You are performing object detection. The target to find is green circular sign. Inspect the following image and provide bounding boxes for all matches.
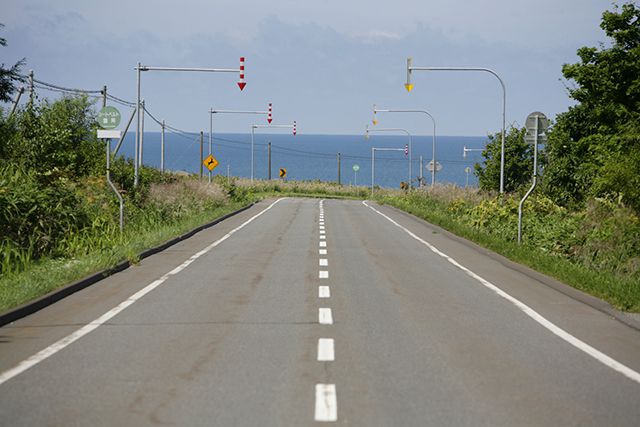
[98,106,121,130]
[353,164,360,172]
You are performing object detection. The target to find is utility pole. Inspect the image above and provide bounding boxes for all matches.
[102,85,107,108]
[161,120,165,173]
[28,70,34,106]
[268,142,272,180]
[9,86,24,117]
[139,99,145,168]
[337,153,341,185]
[199,131,204,179]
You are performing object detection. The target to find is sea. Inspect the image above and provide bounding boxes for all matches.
[115,132,488,189]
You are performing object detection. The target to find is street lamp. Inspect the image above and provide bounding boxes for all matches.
[405,57,507,193]
[209,104,271,182]
[134,57,246,186]
[365,126,413,187]
[250,122,296,182]
[373,106,437,187]
[370,147,406,196]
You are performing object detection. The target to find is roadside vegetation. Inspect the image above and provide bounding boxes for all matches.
[1,3,639,313]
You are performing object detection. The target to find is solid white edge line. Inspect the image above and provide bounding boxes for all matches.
[319,286,331,298]
[0,198,288,386]
[362,200,640,385]
[319,308,333,325]
[317,338,335,361]
[315,384,337,422]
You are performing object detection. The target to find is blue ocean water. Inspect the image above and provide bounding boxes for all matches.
[116,132,488,189]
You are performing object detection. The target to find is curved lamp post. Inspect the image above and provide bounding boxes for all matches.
[365,126,413,188]
[405,57,507,193]
[373,106,436,187]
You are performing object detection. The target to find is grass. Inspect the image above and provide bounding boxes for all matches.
[0,201,247,312]
[377,187,640,312]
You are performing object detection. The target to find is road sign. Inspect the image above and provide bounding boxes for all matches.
[98,106,121,130]
[237,57,246,91]
[204,155,219,171]
[525,112,549,144]
[97,129,121,139]
[426,160,443,172]
[352,164,360,172]
[279,168,287,178]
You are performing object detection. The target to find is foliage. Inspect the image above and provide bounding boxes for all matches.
[0,23,25,103]
[474,126,533,193]
[543,2,640,211]
[378,187,640,310]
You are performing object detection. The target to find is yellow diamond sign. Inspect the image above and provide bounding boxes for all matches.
[204,155,219,172]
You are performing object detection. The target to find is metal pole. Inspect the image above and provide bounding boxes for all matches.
[371,148,375,197]
[140,99,145,168]
[161,120,165,173]
[9,86,24,117]
[251,126,255,182]
[209,111,213,183]
[408,136,412,187]
[337,153,341,185]
[268,142,272,180]
[113,108,136,157]
[134,62,141,187]
[406,65,506,192]
[420,155,423,186]
[518,115,539,244]
[200,131,204,179]
[28,70,34,106]
[106,139,124,232]
[227,164,230,181]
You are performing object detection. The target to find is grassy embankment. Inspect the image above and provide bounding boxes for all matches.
[376,185,640,312]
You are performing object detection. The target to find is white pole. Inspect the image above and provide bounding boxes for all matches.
[251,125,255,183]
[134,63,141,187]
[161,119,165,173]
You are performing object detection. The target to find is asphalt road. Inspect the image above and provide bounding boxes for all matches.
[1,197,640,426]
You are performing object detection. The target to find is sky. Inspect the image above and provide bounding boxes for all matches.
[1,0,616,136]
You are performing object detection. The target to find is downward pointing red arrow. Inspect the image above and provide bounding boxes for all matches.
[237,82,246,91]
[268,118,272,123]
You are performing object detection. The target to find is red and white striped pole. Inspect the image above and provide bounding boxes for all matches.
[267,103,272,123]
[293,121,297,136]
[237,57,246,91]
[405,144,409,157]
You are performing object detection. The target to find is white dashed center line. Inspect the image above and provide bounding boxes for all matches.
[319,286,331,298]
[319,259,328,266]
[315,384,337,422]
[317,338,335,361]
[319,308,333,324]
[319,270,329,279]
[319,241,327,247]
[319,249,327,255]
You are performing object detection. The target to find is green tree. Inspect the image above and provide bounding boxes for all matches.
[474,126,532,193]
[0,23,25,103]
[543,2,640,210]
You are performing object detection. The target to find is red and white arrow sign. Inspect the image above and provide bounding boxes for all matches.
[293,121,297,136]
[405,144,409,157]
[267,103,272,123]
[237,57,246,91]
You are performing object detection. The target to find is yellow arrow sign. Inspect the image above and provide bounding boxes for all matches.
[204,155,219,171]
[404,83,414,93]
[279,168,287,178]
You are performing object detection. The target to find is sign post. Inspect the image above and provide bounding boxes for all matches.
[353,164,360,186]
[518,112,548,244]
[97,106,124,232]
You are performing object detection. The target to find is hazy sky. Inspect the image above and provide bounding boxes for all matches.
[2,0,614,136]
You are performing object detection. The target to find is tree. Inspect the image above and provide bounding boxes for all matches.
[474,126,532,193]
[543,2,640,210]
[0,23,25,103]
